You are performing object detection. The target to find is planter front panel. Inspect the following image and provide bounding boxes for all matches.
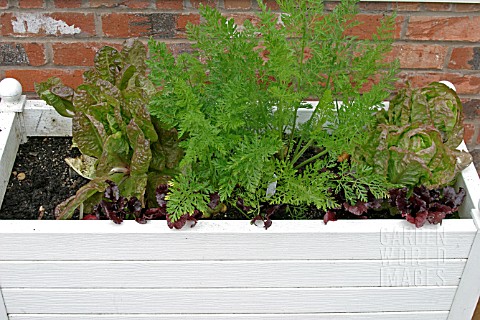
[1,103,480,319]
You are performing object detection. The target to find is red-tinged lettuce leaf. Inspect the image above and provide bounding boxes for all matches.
[389,185,466,228]
[35,78,75,118]
[127,119,152,176]
[116,64,136,91]
[149,141,167,172]
[122,39,147,74]
[55,178,110,220]
[323,211,337,224]
[72,113,105,159]
[82,214,99,220]
[343,201,368,215]
[422,82,464,148]
[95,132,130,176]
[207,192,220,210]
[120,174,148,205]
[93,46,122,85]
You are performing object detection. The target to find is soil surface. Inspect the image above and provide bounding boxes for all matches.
[0,137,88,220]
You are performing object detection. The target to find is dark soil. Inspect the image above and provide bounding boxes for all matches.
[0,137,88,220]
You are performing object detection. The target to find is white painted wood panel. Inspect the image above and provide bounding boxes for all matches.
[2,287,457,313]
[0,220,475,260]
[0,112,21,210]
[0,259,465,288]
[22,101,71,137]
[7,311,450,320]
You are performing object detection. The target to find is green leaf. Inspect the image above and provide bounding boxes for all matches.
[55,178,109,220]
[72,113,106,158]
[93,46,122,84]
[95,132,130,177]
[120,174,148,205]
[127,119,152,176]
[35,78,75,118]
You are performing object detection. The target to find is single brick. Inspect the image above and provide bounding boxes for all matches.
[102,13,177,38]
[358,2,389,12]
[4,69,85,93]
[224,0,251,10]
[391,2,421,11]
[0,0,8,9]
[464,123,476,145]
[397,71,480,95]
[52,42,123,66]
[407,16,480,42]
[156,0,183,10]
[390,44,448,70]
[449,47,480,70]
[455,4,480,12]
[18,0,44,8]
[90,0,150,8]
[264,0,280,10]
[346,14,403,40]
[190,0,216,9]
[463,99,480,120]
[54,0,82,8]
[223,13,260,28]
[0,43,46,66]
[424,3,452,11]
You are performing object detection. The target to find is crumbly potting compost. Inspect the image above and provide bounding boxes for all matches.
[0,137,88,220]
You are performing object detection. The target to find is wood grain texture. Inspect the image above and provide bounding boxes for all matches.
[0,219,476,261]
[7,311,450,320]
[0,112,21,210]
[22,101,71,137]
[0,259,465,288]
[1,287,457,313]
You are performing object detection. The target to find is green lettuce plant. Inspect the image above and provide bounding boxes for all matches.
[35,39,183,219]
[354,82,472,189]
[147,0,399,223]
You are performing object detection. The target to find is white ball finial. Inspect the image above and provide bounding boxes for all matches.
[439,80,456,92]
[0,78,23,103]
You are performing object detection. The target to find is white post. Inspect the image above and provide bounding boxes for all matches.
[0,78,27,210]
[0,288,7,320]
[0,78,26,113]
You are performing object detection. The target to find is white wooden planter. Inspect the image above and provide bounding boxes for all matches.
[0,78,479,320]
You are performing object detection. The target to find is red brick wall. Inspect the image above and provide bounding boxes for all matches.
[1,0,479,154]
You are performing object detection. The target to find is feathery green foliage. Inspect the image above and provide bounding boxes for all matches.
[147,0,398,221]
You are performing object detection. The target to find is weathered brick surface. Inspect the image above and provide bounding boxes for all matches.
[102,13,178,38]
[90,0,150,8]
[1,12,95,37]
[424,3,452,11]
[225,0,252,10]
[4,69,85,92]
[52,42,123,66]
[156,0,183,10]
[449,47,480,71]
[346,15,403,40]
[0,0,479,150]
[18,0,44,8]
[407,16,480,42]
[455,4,480,12]
[464,123,476,145]
[391,44,448,70]
[54,0,82,8]
[0,43,46,66]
